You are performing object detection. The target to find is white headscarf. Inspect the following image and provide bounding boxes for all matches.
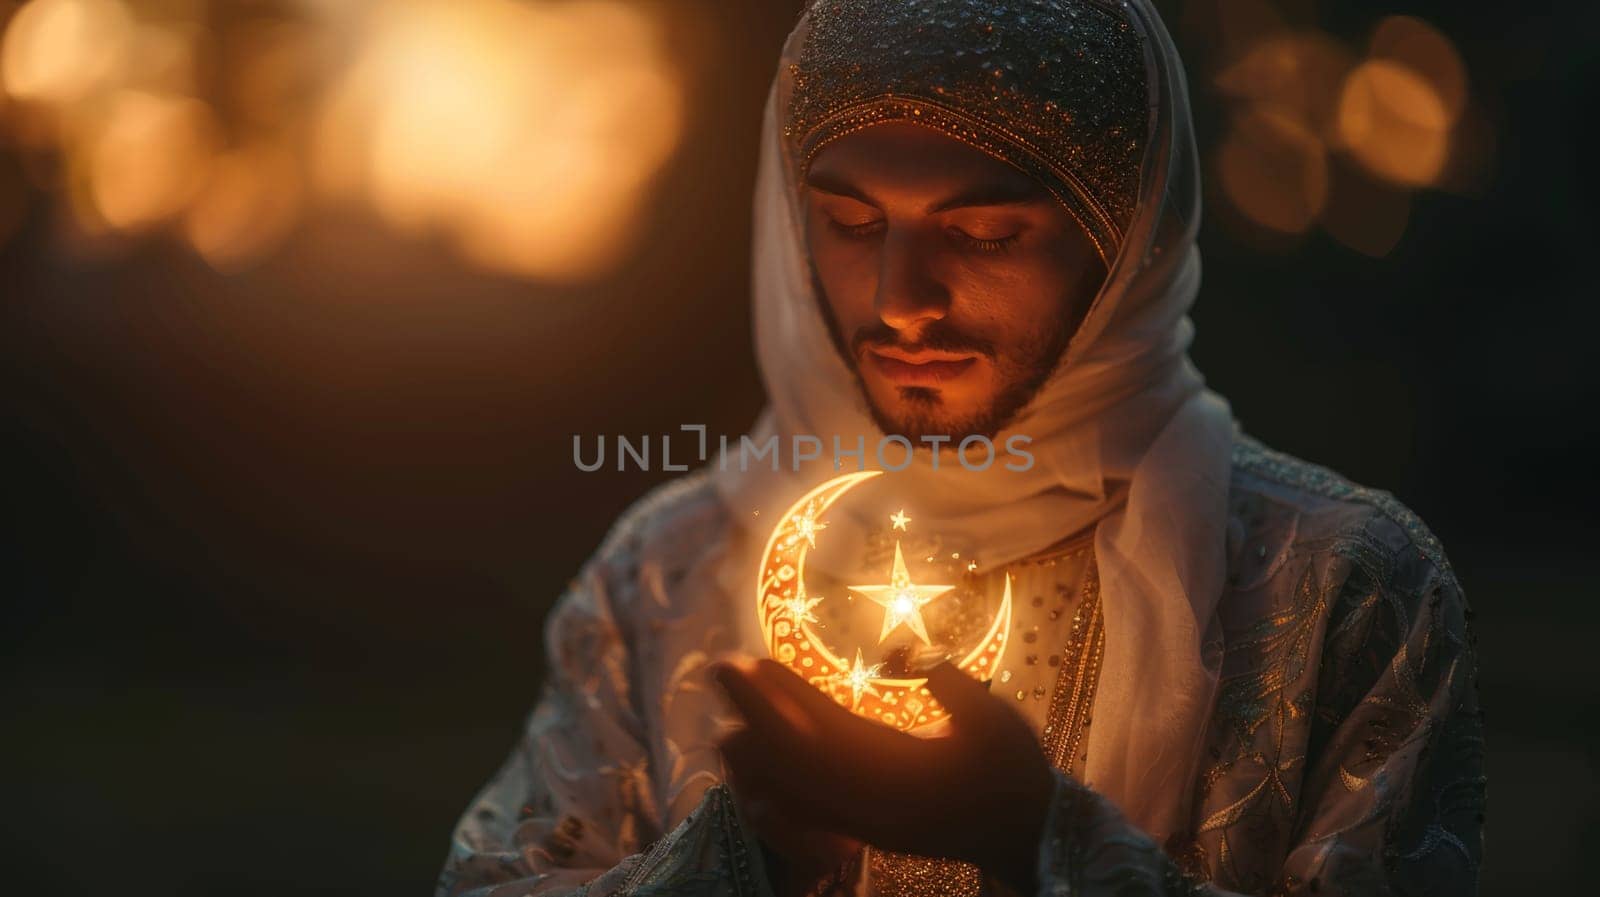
[709,0,1234,842]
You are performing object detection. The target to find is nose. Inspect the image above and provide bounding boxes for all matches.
[874,226,949,335]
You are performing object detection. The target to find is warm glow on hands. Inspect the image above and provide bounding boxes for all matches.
[713,658,1054,896]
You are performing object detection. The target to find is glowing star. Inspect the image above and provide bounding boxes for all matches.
[889,509,911,531]
[848,541,955,646]
[833,648,884,708]
[789,499,828,549]
[782,591,824,626]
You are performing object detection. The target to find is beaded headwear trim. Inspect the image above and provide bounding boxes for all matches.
[783,0,1151,266]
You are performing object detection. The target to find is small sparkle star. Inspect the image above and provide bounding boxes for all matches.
[782,591,824,626]
[889,509,911,531]
[834,648,884,708]
[848,541,955,646]
[789,499,827,549]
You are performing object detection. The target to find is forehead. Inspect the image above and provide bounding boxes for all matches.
[804,121,1048,206]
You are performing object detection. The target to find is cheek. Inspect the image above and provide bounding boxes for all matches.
[949,252,1072,332]
[806,227,877,322]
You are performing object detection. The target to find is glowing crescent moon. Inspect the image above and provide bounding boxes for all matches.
[756,471,1013,731]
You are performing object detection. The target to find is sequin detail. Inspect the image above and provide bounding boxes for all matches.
[1040,555,1103,774]
[783,0,1150,265]
[866,848,986,897]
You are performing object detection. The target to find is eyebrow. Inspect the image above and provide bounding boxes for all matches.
[804,169,1048,212]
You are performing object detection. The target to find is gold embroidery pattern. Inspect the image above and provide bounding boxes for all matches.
[1041,558,1104,776]
[1189,541,1324,886]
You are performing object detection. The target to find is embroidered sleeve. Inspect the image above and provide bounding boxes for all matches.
[1033,523,1484,896]
[1279,523,1485,895]
[435,562,772,897]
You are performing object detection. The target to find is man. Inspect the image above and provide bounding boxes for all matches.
[437,1,1484,895]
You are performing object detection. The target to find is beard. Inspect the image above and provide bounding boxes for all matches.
[849,316,1071,440]
[809,269,1073,441]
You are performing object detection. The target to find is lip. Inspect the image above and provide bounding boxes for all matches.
[866,348,979,386]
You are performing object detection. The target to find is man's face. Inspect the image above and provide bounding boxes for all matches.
[803,122,1106,440]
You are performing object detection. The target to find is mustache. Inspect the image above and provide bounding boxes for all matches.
[850,320,997,360]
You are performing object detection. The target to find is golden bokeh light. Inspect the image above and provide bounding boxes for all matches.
[119,19,200,97]
[227,21,318,131]
[1370,16,1468,123]
[183,142,302,271]
[1204,4,1475,253]
[0,0,689,279]
[1,0,132,104]
[313,0,686,282]
[1214,32,1353,141]
[86,88,216,230]
[1337,59,1452,188]
[1218,108,1328,235]
[0,1,1480,270]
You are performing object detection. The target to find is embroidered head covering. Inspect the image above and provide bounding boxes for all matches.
[785,0,1148,266]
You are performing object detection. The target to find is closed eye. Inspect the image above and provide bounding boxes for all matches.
[948,227,1019,253]
[828,217,885,239]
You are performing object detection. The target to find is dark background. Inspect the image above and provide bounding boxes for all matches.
[2,1,1593,894]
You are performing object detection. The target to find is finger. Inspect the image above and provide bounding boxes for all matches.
[754,660,950,800]
[721,726,861,839]
[713,660,812,743]
[719,738,777,831]
[921,661,999,727]
[748,659,868,735]
[730,660,940,836]
[717,727,767,785]
[750,659,919,755]
[718,712,827,802]
[752,664,920,794]
[720,724,809,789]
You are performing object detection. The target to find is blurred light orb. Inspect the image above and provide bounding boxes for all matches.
[1337,59,1452,188]
[1,0,133,104]
[1218,108,1328,235]
[184,143,303,272]
[1370,16,1468,123]
[1214,32,1353,142]
[88,89,217,230]
[230,22,318,131]
[122,20,200,97]
[314,0,686,282]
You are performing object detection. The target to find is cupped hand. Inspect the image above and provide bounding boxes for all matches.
[712,658,1055,895]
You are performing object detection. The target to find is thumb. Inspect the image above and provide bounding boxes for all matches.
[922,662,997,726]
